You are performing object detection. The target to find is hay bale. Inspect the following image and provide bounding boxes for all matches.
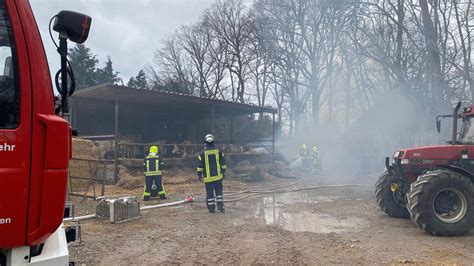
[117,168,143,189]
[232,166,263,182]
[72,138,99,159]
[233,160,256,175]
[69,138,101,191]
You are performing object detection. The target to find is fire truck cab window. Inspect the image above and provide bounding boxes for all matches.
[0,2,19,129]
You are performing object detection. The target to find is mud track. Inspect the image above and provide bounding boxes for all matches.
[69,177,473,264]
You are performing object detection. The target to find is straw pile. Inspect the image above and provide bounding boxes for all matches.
[69,138,101,191]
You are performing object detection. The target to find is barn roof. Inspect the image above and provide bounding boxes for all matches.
[72,84,277,119]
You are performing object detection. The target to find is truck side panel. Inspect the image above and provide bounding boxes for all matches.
[13,0,70,246]
[0,0,32,248]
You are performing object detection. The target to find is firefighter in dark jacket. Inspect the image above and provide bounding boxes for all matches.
[197,134,227,213]
[143,145,166,201]
[300,144,310,172]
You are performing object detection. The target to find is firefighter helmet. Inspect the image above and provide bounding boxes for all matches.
[149,145,159,154]
[205,134,215,143]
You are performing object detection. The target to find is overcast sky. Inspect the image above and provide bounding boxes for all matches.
[30,0,214,82]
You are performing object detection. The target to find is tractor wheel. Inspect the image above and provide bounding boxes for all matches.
[375,172,410,218]
[407,169,474,236]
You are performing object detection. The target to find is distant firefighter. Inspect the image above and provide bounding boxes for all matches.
[197,134,227,213]
[311,145,321,174]
[300,144,310,173]
[143,145,166,201]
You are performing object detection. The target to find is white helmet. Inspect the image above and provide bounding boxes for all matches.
[205,134,215,143]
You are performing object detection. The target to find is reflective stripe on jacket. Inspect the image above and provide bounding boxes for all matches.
[197,148,226,183]
[144,154,163,176]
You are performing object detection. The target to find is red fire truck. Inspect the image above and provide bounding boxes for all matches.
[0,0,90,264]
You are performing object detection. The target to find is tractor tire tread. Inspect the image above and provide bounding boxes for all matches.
[375,172,410,219]
[407,169,474,236]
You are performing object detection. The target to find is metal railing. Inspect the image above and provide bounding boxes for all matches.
[118,142,273,159]
[68,157,115,200]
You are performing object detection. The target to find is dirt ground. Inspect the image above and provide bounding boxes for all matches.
[68,175,474,265]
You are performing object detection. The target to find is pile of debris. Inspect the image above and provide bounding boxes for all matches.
[231,161,262,182]
[264,160,299,179]
[230,158,298,182]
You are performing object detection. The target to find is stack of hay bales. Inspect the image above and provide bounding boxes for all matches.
[69,138,101,192]
[72,138,100,159]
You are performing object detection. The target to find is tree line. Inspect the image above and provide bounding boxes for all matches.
[68,44,122,89]
[70,0,474,139]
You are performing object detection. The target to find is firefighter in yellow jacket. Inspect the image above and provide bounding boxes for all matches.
[197,134,227,213]
[143,145,166,201]
[311,144,321,174]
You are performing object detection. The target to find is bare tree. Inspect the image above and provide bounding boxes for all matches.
[179,24,212,97]
[420,0,446,109]
[204,0,255,103]
[452,0,473,100]
[153,34,194,94]
[148,0,474,141]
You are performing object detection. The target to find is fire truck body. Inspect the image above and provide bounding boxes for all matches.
[0,0,88,264]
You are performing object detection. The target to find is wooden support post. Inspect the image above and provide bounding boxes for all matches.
[211,105,215,135]
[195,121,199,143]
[101,160,106,196]
[113,97,120,183]
[230,117,234,144]
[71,100,77,129]
[272,113,276,155]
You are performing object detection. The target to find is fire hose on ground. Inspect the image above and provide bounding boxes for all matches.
[63,183,372,223]
[222,183,372,202]
[140,195,194,211]
[225,181,301,196]
[63,196,195,223]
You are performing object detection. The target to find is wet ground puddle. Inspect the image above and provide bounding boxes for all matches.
[252,192,366,234]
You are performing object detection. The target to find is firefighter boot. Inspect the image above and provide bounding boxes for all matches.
[207,198,216,213]
[216,195,225,213]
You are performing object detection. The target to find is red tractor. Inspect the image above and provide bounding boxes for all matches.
[376,102,474,236]
[0,0,91,264]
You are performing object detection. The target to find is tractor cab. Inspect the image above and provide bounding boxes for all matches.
[436,103,474,145]
[376,102,474,237]
[458,107,474,144]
